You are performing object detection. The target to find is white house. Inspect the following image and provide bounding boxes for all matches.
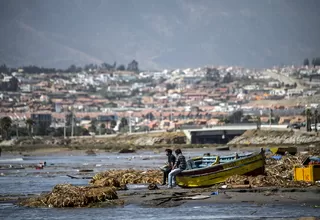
[269,89,286,96]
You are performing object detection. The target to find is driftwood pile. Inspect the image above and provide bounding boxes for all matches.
[226,154,315,188]
[90,169,162,187]
[20,184,119,208]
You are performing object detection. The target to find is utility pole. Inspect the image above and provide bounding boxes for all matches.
[127,111,133,134]
[14,114,19,139]
[71,114,74,137]
[129,112,132,134]
[71,108,75,137]
[64,114,66,139]
[269,108,272,127]
[16,120,19,139]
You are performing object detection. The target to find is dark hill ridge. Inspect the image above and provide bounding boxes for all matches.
[0,0,320,69]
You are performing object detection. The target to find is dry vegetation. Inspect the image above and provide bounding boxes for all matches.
[19,184,120,208]
[226,154,319,188]
[90,169,162,186]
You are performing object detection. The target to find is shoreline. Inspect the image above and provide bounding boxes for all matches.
[0,143,316,156]
[2,186,320,208]
[119,186,320,208]
[0,144,239,156]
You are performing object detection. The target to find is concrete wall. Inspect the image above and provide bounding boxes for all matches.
[190,129,246,144]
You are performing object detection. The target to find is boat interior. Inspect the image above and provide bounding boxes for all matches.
[187,152,253,169]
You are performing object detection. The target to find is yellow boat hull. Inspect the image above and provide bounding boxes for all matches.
[176,151,265,188]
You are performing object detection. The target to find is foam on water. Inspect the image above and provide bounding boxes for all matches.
[0,158,23,163]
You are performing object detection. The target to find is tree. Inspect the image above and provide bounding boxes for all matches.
[256,116,261,130]
[0,64,9,74]
[116,64,126,71]
[166,83,176,91]
[0,116,12,140]
[306,108,312,132]
[110,120,117,129]
[228,110,243,123]
[131,89,140,96]
[101,62,114,70]
[242,115,252,123]
[303,58,309,66]
[89,119,97,133]
[118,117,129,133]
[119,117,128,129]
[127,60,139,72]
[66,64,78,73]
[269,109,274,124]
[205,68,220,81]
[0,76,19,91]
[65,112,75,127]
[99,123,106,135]
[176,100,186,107]
[314,109,318,132]
[222,72,233,83]
[145,112,155,121]
[312,57,320,67]
[25,118,35,137]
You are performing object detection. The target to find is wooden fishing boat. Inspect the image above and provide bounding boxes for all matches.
[216,146,230,151]
[269,147,297,155]
[177,149,265,188]
[191,152,253,168]
[67,174,93,179]
[78,169,94,173]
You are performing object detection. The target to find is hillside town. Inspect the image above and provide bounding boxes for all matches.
[1,61,320,138]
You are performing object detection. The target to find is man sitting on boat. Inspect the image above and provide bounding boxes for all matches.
[168,148,187,188]
[160,149,176,185]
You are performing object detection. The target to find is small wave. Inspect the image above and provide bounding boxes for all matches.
[0,158,23,162]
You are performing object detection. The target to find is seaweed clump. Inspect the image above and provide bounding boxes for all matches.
[90,169,162,186]
[19,184,120,208]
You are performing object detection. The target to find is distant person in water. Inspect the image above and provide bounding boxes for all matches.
[168,148,187,188]
[161,149,176,185]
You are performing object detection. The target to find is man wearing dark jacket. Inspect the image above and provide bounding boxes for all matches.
[161,149,176,185]
[168,148,186,188]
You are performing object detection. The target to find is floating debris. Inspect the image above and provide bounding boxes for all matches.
[148,183,159,190]
[19,184,119,208]
[85,149,97,156]
[118,148,136,153]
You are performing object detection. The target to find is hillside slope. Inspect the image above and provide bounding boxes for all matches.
[1,0,320,69]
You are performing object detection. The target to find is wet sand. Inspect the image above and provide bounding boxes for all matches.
[1,144,259,157]
[119,186,320,208]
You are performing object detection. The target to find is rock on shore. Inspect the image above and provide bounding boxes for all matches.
[228,130,320,145]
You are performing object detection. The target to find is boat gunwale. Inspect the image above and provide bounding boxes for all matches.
[180,151,264,176]
[180,155,264,178]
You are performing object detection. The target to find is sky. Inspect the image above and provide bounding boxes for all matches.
[0,0,320,70]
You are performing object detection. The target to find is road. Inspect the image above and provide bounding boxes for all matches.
[265,70,305,89]
[69,129,167,139]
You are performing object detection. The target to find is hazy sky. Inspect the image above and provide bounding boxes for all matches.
[0,0,320,69]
